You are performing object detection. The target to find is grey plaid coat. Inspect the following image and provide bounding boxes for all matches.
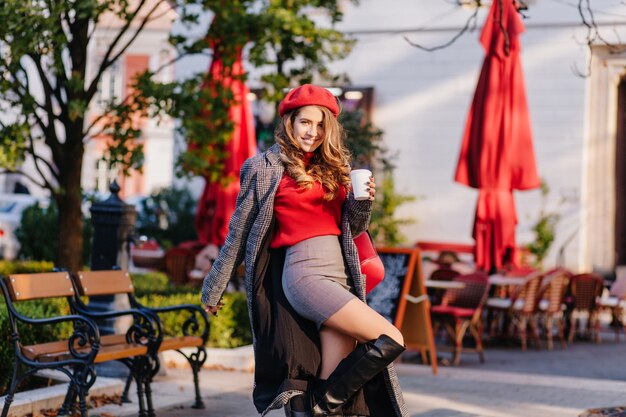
[201,144,408,417]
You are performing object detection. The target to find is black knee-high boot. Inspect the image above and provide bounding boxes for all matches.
[287,334,405,417]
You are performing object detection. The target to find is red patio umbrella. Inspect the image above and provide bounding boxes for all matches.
[454,0,540,272]
[195,50,257,246]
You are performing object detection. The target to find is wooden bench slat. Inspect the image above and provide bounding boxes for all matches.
[100,334,128,345]
[75,270,134,296]
[159,336,204,351]
[21,340,70,361]
[94,344,148,363]
[21,339,148,363]
[102,334,204,351]
[7,272,75,301]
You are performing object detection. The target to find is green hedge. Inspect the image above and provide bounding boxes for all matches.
[131,271,170,294]
[0,260,54,275]
[130,271,198,297]
[15,203,93,264]
[208,292,252,349]
[0,260,61,393]
[0,298,73,394]
[131,272,252,348]
[135,291,252,348]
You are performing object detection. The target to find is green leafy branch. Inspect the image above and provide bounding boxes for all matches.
[526,180,560,266]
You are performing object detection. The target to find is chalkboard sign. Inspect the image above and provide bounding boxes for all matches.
[367,247,438,374]
[366,248,415,324]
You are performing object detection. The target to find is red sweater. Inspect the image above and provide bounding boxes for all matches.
[270,155,346,248]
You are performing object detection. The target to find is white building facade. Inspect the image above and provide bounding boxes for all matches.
[83,0,178,199]
[294,0,625,273]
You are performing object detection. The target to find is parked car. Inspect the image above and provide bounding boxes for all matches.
[0,193,41,259]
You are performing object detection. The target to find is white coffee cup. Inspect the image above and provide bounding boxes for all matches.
[350,169,372,201]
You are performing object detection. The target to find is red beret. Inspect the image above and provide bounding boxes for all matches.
[278,84,340,118]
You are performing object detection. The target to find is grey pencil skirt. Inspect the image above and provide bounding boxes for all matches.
[282,235,357,329]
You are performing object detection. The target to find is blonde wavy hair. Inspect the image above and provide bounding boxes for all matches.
[275,106,351,201]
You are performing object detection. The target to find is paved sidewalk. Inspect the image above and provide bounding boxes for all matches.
[91,339,626,417]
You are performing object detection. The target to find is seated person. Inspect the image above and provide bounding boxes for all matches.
[189,243,219,279]
[423,250,474,280]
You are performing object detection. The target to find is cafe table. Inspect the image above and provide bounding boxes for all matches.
[486,274,527,300]
[424,275,526,289]
[423,279,466,289]
[488,274,527,286]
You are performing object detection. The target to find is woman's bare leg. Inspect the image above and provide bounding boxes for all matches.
[319,327,355,379]
[323,299,404,346]
[297,299,404,416]
[317,297,404,380]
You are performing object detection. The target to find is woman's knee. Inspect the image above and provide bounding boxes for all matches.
[324,299,405,345]
[382,325,404,347]
[360,306,404,345]
[363,309,404,346]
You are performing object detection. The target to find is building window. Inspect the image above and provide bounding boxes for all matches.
[96,61,120,106]
[95,158,119,194]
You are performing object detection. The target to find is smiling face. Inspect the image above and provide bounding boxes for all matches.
[292,105,325,153]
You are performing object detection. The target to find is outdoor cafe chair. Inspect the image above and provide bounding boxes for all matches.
[567,273,604,344]
[507,271,544,351]
[537,269,572,349]
[164,246,196,284]
[430,271,490,366]
[427,268,461,306]
[594,268,626,341]
[537,269,572,350]
[485,271,544,350]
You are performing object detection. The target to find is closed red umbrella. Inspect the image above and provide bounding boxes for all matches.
[195,50,257,246]
[454,0,540,272]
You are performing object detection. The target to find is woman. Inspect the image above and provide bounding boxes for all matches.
[201,84,407,417]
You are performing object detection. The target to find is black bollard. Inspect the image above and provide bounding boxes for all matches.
[90,180,136,274]
[88,180,137,377]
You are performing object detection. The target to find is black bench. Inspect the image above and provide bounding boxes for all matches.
[73,269,209,409]
[0,271,159,417]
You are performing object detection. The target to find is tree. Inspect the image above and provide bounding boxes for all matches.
[0,0,355,271]
[143,0,357,179]
[0,0,180,272]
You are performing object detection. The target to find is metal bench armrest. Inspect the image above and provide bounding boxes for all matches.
[130,297,209,342]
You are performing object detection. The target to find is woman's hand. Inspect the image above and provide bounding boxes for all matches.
[368,176,376,201]
[204,301,224,317]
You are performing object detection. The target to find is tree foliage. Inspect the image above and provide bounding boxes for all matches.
[15,202,93,265]
[247,0,355,103]
[134,186,197,249]
[140,0,357,179]
[526,180,560,266]
[0,0,355,269]
[341,110,415,245]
